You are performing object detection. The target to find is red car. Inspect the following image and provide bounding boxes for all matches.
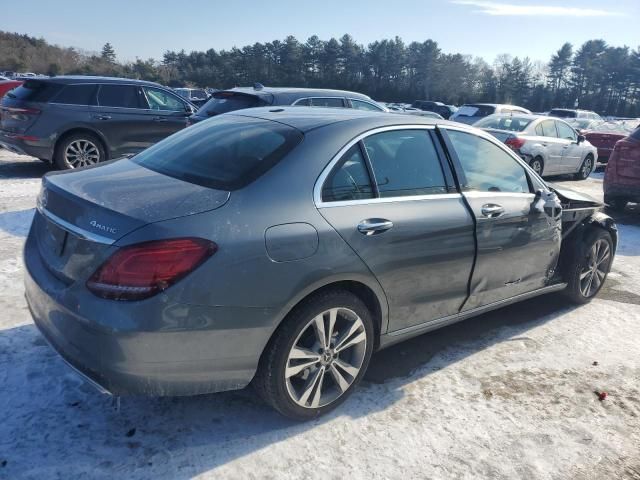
[604,126,640,210]
[584,121,638,164]
[0,80,22,99]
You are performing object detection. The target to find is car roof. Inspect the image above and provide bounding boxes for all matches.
[226,106,460,133]
[224,86,373,101]
[27,75,163,87]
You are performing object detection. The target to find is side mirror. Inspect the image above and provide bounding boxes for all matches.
[531,189,562,218]
[577,134,585,144]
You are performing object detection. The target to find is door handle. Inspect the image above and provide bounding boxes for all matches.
[153,116,168,122]
[481,204,505,218]
[92,115,111,120]
[357,219,394,236]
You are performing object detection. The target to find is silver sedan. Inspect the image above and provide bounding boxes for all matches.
[475,114,598,179]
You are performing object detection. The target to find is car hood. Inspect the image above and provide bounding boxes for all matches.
[548,183,602,208]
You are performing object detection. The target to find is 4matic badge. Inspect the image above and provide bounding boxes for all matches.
[89,220,117,235]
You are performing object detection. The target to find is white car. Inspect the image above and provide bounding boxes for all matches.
[475,114,598,180]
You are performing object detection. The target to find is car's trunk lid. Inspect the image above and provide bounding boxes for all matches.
[34,159,230,283]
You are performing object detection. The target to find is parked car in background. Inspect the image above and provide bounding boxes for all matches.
[451,103,531,125]
[174,87,210,107]
[0,76,196,169]
[549,108,602,122]
[25,107,616,420]
[402,110,444,119]
[475,113,597,179]
[583,120,640,164]
[0,79,22,98]
[604,126,640,210]
[188,84,387,124]
[411,100,457,119]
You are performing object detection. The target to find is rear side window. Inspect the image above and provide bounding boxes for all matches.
[97,84,145,108]
[7,80,63,102]
[456,105,495,118]
[200,92,266,116]
[549,109,576,118]
[322,145,374,202]
[52,84,97,105]
[133,115,303,190]
[294,98,311,106]
[310,98,344,108]
[447,130,530,194]
[363,130,447,197]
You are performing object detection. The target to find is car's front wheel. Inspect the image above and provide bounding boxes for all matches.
[54,132,105,170]
[254,290,374,420]
[574,154,594,180]
[563,228,614,304]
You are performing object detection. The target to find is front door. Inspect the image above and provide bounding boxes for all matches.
[442,128,561,310]
[140,86,190,142]
[556,120,584,174]
[317,128,476,332]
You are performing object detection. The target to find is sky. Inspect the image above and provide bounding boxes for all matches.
[1,0,638,63]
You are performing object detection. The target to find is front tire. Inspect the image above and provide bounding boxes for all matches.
[54,132,105,170]
[574,154,594,180]
[563,228,613,304]
[254,290,374,420]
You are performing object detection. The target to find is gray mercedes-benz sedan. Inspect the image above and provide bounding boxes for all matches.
[25,107,617,419]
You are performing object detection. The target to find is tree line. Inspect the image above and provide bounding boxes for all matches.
[1,31,639,116]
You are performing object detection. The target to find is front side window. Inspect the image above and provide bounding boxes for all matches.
[447,130,530,194]
[143,87,184,111]
[351,99,383,111]
[322,145,374,202]
[133,115,302,190]
[556,121,577,141]
[363,130,447,197]
[310,98,344,108]
[97,84,144,108]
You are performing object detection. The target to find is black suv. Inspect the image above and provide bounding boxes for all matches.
[411,100,457,119]
[0,76,196,169]
[188,85,387,124]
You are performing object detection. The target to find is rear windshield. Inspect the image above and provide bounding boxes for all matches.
[549,109,577,118]
[6,80,64,102]
[456,105,495,117]
[474,115,533,131]
[133,115,303,190]
[197,91,267,116]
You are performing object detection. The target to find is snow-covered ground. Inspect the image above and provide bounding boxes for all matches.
[0,150,639,479]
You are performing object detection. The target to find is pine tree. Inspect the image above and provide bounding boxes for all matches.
[101,42,116,63]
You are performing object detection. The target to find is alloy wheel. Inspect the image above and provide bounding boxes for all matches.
[581,157,593,178]
[579,238,611,297]
[285,307,367,409]
[64,139,100,168]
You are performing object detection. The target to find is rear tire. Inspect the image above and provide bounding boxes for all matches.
[529,157,544,176]
[563,228,613,304]
[574,154,594,180]
[604,196,627,212]
[54,132,106,170]
[254,290,374,420]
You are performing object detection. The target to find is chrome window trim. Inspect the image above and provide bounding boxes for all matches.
[314,124,439,207]
[318,192,463,208]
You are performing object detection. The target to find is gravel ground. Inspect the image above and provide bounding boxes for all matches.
[0,150,639,480]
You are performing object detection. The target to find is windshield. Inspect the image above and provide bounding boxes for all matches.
[474,115,533,131]
[456,105,495,117]
[197,91,267,116]
[549,109,576,118]
[133,115,302,190]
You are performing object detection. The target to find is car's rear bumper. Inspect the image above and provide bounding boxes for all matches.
[604,183,640,202]
[24,242,275,397]
[0,130,52,160]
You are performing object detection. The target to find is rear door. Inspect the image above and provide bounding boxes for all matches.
[441,128,561,310]
[90,84,153,157]
[536,120,564,174]
[317,127,475,332]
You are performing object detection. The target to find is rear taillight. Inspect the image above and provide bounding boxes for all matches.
[1,106,41,115]
[87,238,217,300]
[505,136,526,150]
